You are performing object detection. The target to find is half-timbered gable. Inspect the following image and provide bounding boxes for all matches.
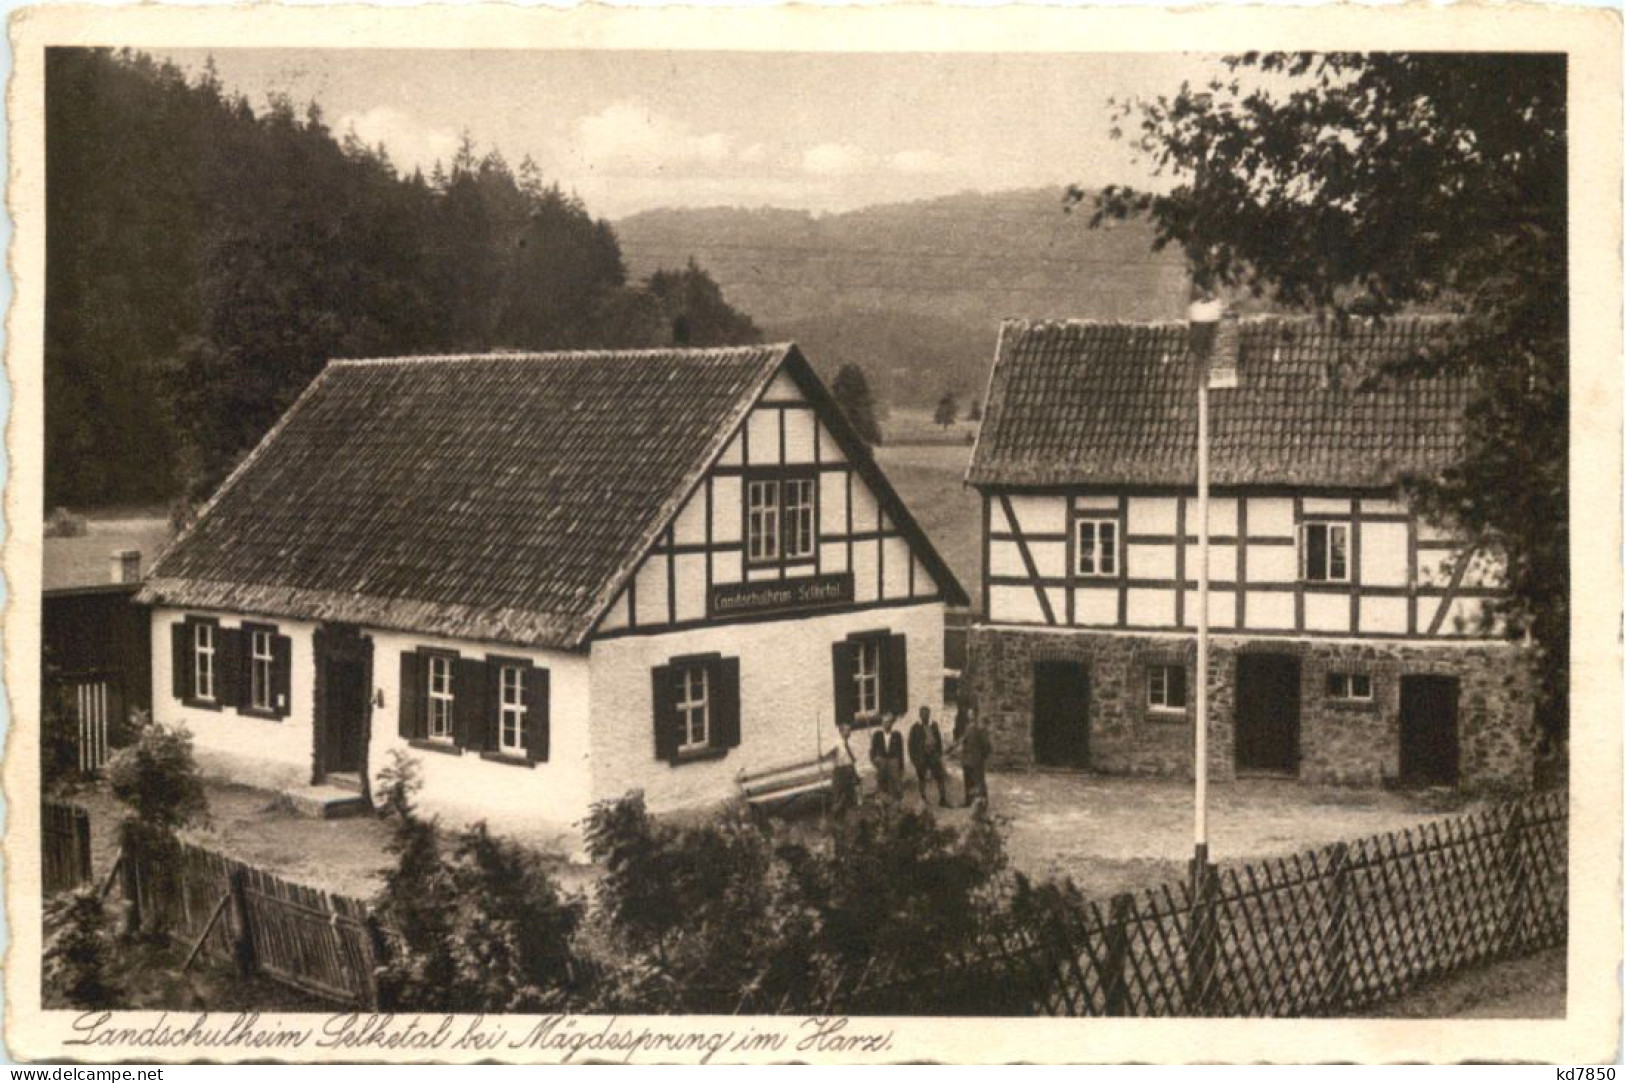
[140,344,965,837]
[965,316,1536,792]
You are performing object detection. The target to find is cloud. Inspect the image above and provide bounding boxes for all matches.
[566,101,740,173]
[337,107,459,172]
[802,142,866,176]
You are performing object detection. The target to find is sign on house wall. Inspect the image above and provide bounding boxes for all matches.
[709,573,854,619]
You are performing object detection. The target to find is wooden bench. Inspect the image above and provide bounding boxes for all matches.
[737,749,842,810]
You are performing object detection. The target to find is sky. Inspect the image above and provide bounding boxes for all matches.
[157,49,1228,219]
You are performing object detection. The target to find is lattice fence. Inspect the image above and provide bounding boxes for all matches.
[845,790,1567,1017]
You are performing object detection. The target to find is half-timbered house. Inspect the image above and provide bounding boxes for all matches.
[138,345,966,834]
[964,315,1536,791]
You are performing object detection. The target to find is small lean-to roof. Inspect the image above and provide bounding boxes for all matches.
[140,346,795,648]
[967,315,1471,489]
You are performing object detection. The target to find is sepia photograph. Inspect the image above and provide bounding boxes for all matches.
[6,3,1620,1065]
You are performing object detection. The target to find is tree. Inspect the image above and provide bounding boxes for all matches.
[934,391,959,428]
[830,364,883,446]
[1081,53,1567,742]
[105,721,209,938]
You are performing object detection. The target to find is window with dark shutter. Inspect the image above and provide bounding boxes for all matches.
[712,657,741,749]
[652,663,682,762]
[171,623,189,701]
[215,627,243,708]
[831,640,858,728]
[483,656,544,765]
[398,651,425,740]
[270,635,292,718]
[179,617,223,710]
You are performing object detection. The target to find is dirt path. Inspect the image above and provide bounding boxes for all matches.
[1360,947,1565,1019]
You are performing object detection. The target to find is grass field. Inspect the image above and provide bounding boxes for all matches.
[42,512,173,592]
[872,443,981,608]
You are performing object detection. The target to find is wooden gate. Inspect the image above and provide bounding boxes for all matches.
[70,676,118,773]
[42,802,93,895]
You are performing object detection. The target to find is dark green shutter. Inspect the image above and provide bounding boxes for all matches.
[652,664,681,762]
[831,641,857,727]
[399,651,425,739]
[454,657,487,751]
[526,667,550,762]
[216,627,243,707]
[1171,664,1188,710]
[271,635,292,718]
[486,662,505,752]
[882,633,909,716]
[171,623,189,700]
[712,658,741,749]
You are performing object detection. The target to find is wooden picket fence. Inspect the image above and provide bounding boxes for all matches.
[42,802,93,896]
[123,839,380,1007]
[844,790,1568,1016]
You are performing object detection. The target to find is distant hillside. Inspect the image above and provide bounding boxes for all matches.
[615,188,1190,412]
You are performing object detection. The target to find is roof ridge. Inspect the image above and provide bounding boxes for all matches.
[331,344,794,367]
[999,313,1460,332]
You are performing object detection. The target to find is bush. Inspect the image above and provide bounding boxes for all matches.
[44,888,120,1008]
[44,506,87,538]
[372,751,587,1012]
[106,722,208,940]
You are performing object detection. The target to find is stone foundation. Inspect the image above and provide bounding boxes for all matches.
[964,625,1537,792]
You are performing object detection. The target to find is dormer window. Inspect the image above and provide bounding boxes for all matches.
[746,471,817,566]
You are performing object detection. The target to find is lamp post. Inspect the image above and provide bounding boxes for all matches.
[1187,294,1224,872]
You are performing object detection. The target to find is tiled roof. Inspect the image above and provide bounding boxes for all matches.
[141,347,792,648]
[967,315,1471,489]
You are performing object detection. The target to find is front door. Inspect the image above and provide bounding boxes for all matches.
[1234,653,1301,773]
[1033,661,1090,768]
[1400,675,1460,786]
[315,624,371,781]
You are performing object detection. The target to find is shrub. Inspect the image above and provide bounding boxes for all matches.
[44,888,120,1008]
[105,722,208,939]
[44,507,87,538]
[372,751,586,1012]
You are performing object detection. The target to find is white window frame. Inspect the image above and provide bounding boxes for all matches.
[193,622,216,702]
[1147,662,1188,713]
[1300,521,1352,583]
[1327,672,1374,702]
[677,663,710,751]
[854,637,882,718]
[249,628,274,711]
[427,654,455,741]
[1076,517,1119,578]
[783,476,816,560]
[498,664,527,755]
[746,479,780,563]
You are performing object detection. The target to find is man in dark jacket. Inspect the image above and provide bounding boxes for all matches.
[907,705,950,807]
[869,713,905,799]
[950,705,993,809]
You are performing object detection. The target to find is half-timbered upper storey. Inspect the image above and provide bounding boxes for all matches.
[968,316,1499,640]
[142,344,966,652]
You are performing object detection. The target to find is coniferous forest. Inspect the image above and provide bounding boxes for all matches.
[45,48,760,508]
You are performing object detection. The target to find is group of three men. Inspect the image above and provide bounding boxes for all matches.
[831,705,993,812]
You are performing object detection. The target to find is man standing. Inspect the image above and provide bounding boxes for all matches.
[830,719,861,816]
[951,705,993,809]
[907,705,950,807]
[869,713,905,800]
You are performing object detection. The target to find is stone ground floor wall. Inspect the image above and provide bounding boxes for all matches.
[965,624,1537,792]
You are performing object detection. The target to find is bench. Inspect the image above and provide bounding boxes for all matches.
[737,749,842,810]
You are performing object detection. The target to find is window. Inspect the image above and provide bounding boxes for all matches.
[427,654,455,741]
[1326,672,1373,702]
[677,663,710,751]
[249,628,274,712]
[854,637,882,717]
[746,473,817,565]
[784,477,816,559]
[193,622,216,702]
[1147,663,1188,713]
[1301,521,1351,582]
[498,664,527,755]
[1076,518,1119,577]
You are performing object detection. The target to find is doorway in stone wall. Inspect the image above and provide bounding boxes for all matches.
[1033,661,1090,768]
[1234,653,1301,774]
[1400,674,1461,786]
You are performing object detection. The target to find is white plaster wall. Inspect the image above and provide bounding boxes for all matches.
[851,481,881,533]
[1007,494,1067,535]
[991,585,1048,624]
[1362,596,1408,634]
[1128,497,1177,535]
[1304,592,1352,633]
[817,421,846,463]
[586,602,945,815]
[151,607,318,793]
[1248,498,1295,537]
[784,409,817,462]
[1130,543,1175,580]
[1245,591,1295,630]
[1073,588,1118,625]
[1248,544,1298,583]
[1075,494,1119,513]
[1361,522,1409,587]
[1302,497,1351,515]
[989,540,1026,579]
[746,409,780,464]
[672,491,707,546]
[912,555,938,597]
[853,539,880,602]
[674,554,707,621]
[1198,498,1238,538]
[1179,589,1235,630]
[882,536,912,598]
[367,627,593,838]
[633,557,670,626]
[1127,588,1176,627]
[819,471,847,534]
[763,371,801,401]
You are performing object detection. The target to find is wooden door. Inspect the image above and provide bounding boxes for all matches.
[1234,653,1301,773]
[316,625,370,778]
[1400,675,1460,786]
[1033,661,1090,768]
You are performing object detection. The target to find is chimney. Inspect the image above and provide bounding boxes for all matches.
[110,549,141,585]
[1209,312,1240,389]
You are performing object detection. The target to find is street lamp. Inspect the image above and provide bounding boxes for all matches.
[1187,294,1225,874]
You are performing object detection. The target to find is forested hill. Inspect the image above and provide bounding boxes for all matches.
[614,189,1189,409]
[45,49,758,509]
